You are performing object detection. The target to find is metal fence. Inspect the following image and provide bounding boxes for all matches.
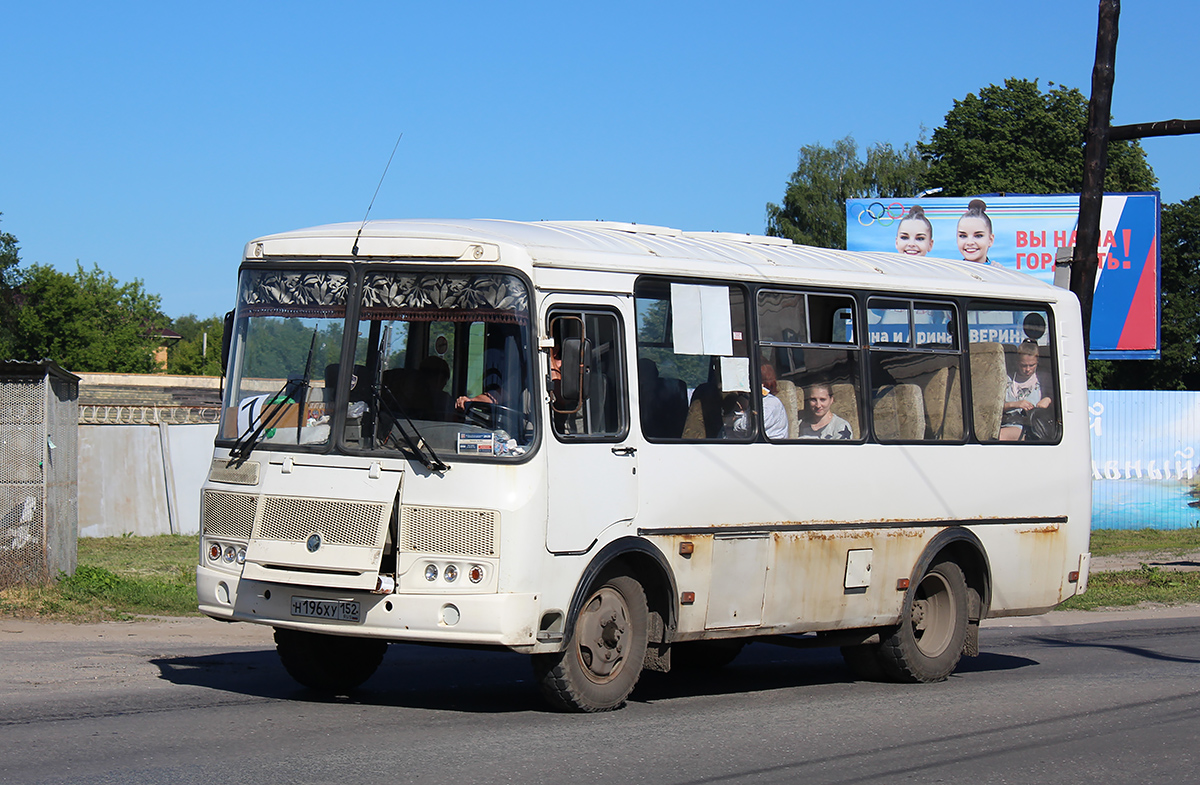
[79,405,221,425]
[0,362,79,585]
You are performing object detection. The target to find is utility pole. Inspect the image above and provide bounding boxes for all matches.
[1071,0,1119,358]
[1072,0,1200,358]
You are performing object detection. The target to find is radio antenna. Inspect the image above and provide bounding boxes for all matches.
[352,132,403,256]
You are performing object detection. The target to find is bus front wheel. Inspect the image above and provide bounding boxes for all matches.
[533,574,649,712]
[878,560,969,683]
[274,628,387,694]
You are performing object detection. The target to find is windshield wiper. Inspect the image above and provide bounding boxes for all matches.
[228,328,319,464]
[376,383,449,473]
[367,325,447,473]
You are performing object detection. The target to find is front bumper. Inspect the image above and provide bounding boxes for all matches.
[197,565,540,650]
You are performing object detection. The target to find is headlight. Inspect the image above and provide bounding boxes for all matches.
[223,545,237,563]
[444,564,458,583]
[424,564,439,582]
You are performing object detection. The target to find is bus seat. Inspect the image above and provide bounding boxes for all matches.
[325,363,371,403]
[872,383,925,440]
[969,342,1007,440]
[921,366,963,440]
[656,377,689,438]
[830,382,860,440]
[683,382,722,439]
[775,379,801,438]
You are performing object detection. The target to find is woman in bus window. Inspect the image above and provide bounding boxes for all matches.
[957,199,995,265]
[895,205,934,256]
[798,382,852,440]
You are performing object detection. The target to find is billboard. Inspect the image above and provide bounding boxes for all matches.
[1090,390,1200,530]
[845,194,1161,359]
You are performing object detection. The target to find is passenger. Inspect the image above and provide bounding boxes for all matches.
[957,199,995,265]
[798,382,853,440]
[759,364,789,439]
[1000,340,1052,441]
[895,205,934,256]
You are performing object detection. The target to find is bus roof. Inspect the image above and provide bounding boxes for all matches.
[246,219,1069,302]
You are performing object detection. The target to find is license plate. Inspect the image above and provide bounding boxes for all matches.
[290,597,361,622]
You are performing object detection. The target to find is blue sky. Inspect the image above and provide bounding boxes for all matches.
[2,1,1196,320]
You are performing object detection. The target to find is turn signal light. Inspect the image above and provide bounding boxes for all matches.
[1068,571,1080,583]
[896,578,910,591]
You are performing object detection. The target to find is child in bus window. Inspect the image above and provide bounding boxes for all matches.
[999,341,1052,441]
[895,205,934,256]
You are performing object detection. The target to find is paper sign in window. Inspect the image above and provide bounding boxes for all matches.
[720,357,751,393]
[671,283,733,356]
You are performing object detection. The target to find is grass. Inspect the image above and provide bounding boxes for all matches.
[0,535,200,622]
[1,528,1198,621]
[1085,527,1200,557]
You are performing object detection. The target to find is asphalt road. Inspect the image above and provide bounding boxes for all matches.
[2,608,1199,785]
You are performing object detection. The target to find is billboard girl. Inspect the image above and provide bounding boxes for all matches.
[957,199,995,264]
[894,205,934,256]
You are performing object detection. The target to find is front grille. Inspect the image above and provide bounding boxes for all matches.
[399,505,498,557]
[256,496,385,547]
[208,459,261,486]
[202,490,255,539]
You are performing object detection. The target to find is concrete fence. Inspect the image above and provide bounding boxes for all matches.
[78,423,216,537]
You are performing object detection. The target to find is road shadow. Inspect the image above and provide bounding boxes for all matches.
[152,638,1037,713]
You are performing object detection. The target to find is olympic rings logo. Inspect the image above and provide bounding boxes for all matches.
[852,201,907,227]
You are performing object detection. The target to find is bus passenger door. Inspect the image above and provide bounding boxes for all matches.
[545,304,638,553]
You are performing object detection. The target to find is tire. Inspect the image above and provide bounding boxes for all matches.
[274,628,388,694]
[533,574,649,712]
[672,639,746,671]
[877,560,969,683]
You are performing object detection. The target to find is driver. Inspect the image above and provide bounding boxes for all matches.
[456,385,503,412]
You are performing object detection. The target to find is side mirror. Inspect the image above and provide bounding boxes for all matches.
[220,310,235,375]
[553,337,589,414]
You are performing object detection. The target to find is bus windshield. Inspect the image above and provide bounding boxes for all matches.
[222,269,349,453]
[220,268,536,462]
[350,270,535,460]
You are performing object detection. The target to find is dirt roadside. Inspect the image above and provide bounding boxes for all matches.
[1,550,1197,644]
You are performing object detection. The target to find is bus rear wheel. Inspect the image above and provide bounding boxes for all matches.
[533,574,649,712]
[274,628,388,694]
[878,560,968,683]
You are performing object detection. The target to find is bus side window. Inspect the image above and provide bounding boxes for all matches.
[758,290,862,442]
[634,280,750,442]
[967,306,1059,443]
[866,298,963,442]
[549,310,626,439]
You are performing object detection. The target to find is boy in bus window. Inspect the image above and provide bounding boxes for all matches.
[798,382,853,440]
[1000,340,1052,441]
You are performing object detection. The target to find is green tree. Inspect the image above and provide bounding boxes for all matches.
[1088,196,1200,390]
[9,263,165,373]
[766,136,928,249]
[0,214,20,358]
[921,78,1157,195]
[167,313,225,376]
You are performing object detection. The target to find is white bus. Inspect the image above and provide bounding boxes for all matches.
[198,219,1091,711]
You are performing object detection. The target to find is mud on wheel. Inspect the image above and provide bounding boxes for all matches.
[533,573,649,712]
[877,559,969,683]
[274,628,388,695]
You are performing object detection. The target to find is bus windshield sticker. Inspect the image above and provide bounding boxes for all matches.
[457,431,496,455]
